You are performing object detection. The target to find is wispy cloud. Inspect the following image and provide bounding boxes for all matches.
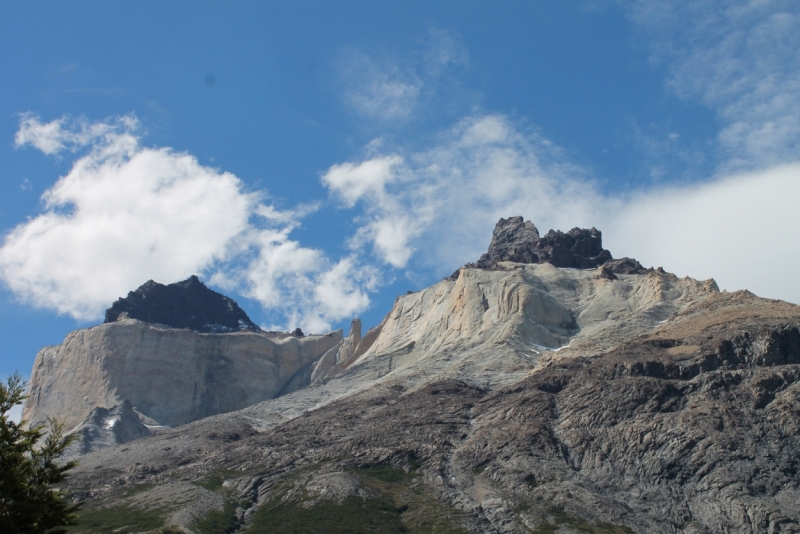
[338,49,422,121]
[322,154,426,267]
[336,28,470,122]
[622,0,800,172]
[56,63,77,76]
[14,113,136,156]
[3,114,374,331]
[323,114,600,271]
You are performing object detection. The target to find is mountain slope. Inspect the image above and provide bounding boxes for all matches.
[61,291,800,533]
[30,217,800,533]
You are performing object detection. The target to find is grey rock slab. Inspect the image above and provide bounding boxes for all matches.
[23,320,341,442]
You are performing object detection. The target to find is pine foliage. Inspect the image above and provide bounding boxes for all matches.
[0,374,79,534]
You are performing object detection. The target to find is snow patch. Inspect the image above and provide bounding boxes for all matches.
[202,323,236,333]
[530,342,568,353]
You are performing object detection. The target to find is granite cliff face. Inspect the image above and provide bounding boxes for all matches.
[28,217,800,533]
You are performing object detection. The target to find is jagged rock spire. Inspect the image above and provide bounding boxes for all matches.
[475,216,612,269]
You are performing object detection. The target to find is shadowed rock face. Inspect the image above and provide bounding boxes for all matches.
[475,216,612,269]
[104,275,260,333]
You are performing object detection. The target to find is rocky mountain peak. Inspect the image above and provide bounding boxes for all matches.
[104,275,261,333]
[475,216,613,269]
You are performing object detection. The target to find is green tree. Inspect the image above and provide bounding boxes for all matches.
[0,373,79,533]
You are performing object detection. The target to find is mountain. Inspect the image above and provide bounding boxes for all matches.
[23,278,342,453]
[26,217,800,533]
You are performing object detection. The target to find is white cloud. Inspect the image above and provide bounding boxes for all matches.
[322,154,425,267]
[622,0,800,171]
[323,114,601,270]
[2,115,374,331]
[323,113,800,304]
[15,113,137,156]
[312,257,378,330]
[2,116,252,320]
[322,156,402,207]
[604,164,800,303]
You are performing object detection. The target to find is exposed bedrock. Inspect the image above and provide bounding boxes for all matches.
[65,292,800,533]
[475,216,612,269]
[22,319,341,440]
[231,261,721,432]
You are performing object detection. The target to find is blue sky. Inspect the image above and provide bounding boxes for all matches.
[2,1,800,381]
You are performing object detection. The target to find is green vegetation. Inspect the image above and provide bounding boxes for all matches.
[64,504,168,533]
[239,462,468,534]
[355,464,466,534]
[121,482,156,498]
[195,468,245,492]
[358,464,416,484]
[529,506,635,534]
[0,373,79,534]
[65,480,184,534]
[406,452,422,471]
[192,500,240,534]
[62,459,468,534]
[246,495,408,534]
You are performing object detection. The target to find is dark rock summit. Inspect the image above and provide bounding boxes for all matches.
[603,256,649,275]
[476,216,612,269]
[104,275,261,333]
[447,217,650,280]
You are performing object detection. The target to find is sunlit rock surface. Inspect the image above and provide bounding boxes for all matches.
[23,319,341,442]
